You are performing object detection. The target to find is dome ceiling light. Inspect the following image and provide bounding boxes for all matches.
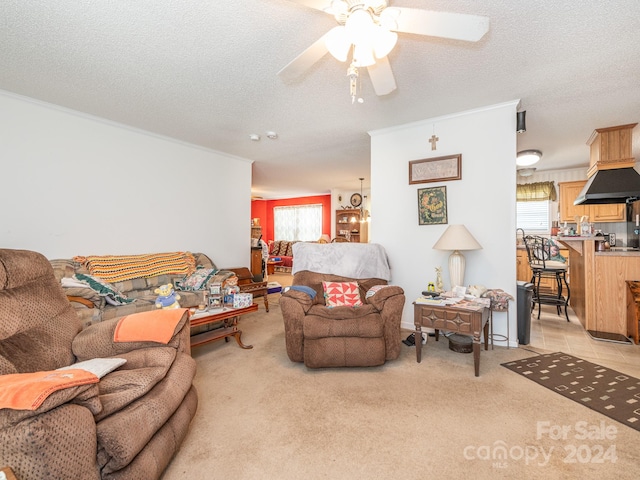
[516,149,542,167]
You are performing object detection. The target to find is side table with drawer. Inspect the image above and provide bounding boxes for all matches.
[413,302,490,377]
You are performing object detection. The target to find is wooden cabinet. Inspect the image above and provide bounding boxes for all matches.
[558,181,625,223]
[516,249,531,282]
[559,181,590,223]
[591,203,626,222]
[335,209,368,242]
[251,248,262,277]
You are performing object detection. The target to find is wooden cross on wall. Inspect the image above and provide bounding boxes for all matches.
[429,134,439,150]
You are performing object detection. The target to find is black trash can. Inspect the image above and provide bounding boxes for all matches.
[517,281,534,345]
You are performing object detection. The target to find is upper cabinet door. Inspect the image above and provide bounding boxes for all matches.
[559,181,589,223]
[559,180,625,223]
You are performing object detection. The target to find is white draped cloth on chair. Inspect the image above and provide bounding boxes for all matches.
[292,243,392,281]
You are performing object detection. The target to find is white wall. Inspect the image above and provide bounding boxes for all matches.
[0,91,252,266]
[370,101,518,345]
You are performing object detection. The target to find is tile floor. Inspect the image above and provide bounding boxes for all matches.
[527,304,640,367]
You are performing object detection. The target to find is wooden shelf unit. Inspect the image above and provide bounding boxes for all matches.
[335,209,368,242]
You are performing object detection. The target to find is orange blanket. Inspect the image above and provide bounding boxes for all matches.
[72,252,196,283]
[0,369,98,411]
[114,308,187,344]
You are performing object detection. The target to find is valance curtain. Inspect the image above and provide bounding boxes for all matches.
[516,181,557,202]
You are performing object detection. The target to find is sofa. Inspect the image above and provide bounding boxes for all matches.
[0,248,197,479]
[50,252,235,325]
[268,240,297,272]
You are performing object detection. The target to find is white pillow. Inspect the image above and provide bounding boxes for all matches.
[58,358,127,379]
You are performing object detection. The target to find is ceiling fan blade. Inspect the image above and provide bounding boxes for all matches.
[389,8,489,42]
[367,56,396,96]
[278,31,331,81]
[285,0,333,13]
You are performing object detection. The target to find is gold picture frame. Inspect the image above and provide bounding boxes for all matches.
[409,154,462,184]
[418,186,448,226]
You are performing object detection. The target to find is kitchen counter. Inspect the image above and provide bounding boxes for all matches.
[595,250,640,256]
[558,237,640,340]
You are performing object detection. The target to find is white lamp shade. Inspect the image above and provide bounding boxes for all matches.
[433,225,482,289]
[432,225,482,251]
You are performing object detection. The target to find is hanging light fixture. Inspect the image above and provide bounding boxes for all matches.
[358,177,365,222]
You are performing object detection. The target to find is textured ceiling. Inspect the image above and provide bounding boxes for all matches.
[1,1,640,198]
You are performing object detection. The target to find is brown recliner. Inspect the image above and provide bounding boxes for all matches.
[280,270,405,368]
[0,249,197,480]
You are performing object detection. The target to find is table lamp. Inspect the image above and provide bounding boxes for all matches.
[432,224,483,288]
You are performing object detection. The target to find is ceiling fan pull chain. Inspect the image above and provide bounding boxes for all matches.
[348,60,359,103]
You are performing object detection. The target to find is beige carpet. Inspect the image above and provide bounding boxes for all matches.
[162,298,640,479]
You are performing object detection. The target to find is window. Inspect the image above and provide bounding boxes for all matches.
[517,200,550,232]
[274,204,322,241]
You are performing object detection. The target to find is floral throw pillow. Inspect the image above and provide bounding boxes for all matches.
[179,268,218,291]
[322,281,363,307]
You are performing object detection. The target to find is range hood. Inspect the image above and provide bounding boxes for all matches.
[573,167,640,205]
[574,123,640,205]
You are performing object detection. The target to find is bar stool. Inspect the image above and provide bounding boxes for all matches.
[524,235,570,321]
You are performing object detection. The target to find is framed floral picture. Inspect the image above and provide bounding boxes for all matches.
[418,186,448,225]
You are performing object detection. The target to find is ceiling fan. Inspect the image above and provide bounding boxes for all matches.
[278,0,489,101]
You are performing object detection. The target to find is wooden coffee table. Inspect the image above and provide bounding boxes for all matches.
[189,303,258,349]
[267,260,284,275]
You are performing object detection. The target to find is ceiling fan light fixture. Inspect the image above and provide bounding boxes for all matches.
[326,26,351,62]
[516,149,542,166]
[353,42,376,67]
[345,8,375,46]
[372,27,397,58]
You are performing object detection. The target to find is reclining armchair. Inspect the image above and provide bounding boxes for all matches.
[0,249,197,480]
[280,243,405,368]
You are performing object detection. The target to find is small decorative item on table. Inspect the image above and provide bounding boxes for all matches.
[435,267,444,292]
[208,282,223,309]
[224,286,239,308]
[233,293,253,309]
